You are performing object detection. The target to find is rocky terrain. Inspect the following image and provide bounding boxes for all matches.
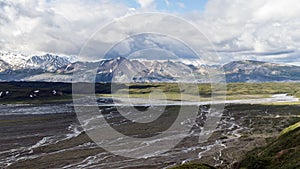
[1,103,299,169]
[224,60,300,82]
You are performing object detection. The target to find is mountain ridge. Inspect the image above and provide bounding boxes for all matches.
[1,51,300,83]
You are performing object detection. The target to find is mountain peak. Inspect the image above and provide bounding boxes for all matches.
[116,56,128,61]
[1,52,300,83]
[25,54,71,72]
[0,50,30,67]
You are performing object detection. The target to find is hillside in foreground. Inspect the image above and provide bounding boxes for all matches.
[239,121,300,169]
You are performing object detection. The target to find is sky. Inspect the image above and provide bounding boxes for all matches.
[121,0,208,13]
[1,0,300,65]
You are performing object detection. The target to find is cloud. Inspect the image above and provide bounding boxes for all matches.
[0,0,130,56]
[164,0,170,7]
[0,0,300,65]
[104,34,198,60]
[253,0,300,22]
[135,0,155,9]
[188,0,300,64]
[177,2,185,9]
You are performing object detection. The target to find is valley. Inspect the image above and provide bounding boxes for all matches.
[0,102,299,168]
[2,1,300,168]
[0,82,300,168]
[1,82,300,104]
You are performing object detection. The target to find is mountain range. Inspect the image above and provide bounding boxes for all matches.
[1,51,300,83]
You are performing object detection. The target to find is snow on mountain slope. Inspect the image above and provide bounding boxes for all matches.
[0,51,30,69]
[25,54,71,72]
[1,50,300,83]
[0,51,75,73]
[0,60,11,72]
[224,60,300,82]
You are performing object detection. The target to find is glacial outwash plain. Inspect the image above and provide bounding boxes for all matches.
[0,82,300,168]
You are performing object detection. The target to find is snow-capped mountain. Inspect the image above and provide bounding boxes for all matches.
[0,51,75,73]
[25,54,71,72]
[0,60,11,72]
[95,57,211,82]
[97,57,153,82]
[0,51,30,70]
[1,50,300,83]
[55,57,206,82]
[224,60,300,82]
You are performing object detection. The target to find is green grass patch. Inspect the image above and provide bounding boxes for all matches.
[280,121,300,136]
[240,121,300,169]
[2,82,300,104]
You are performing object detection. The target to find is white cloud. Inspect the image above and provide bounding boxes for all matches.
[1,0,300,65]
[189,0,300,64]
[105,34,198,60]
[164,0,170,7]
[177,2,185,9]
[136,0,155,9]
[253,0,300,22]
[0,0,130,56]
